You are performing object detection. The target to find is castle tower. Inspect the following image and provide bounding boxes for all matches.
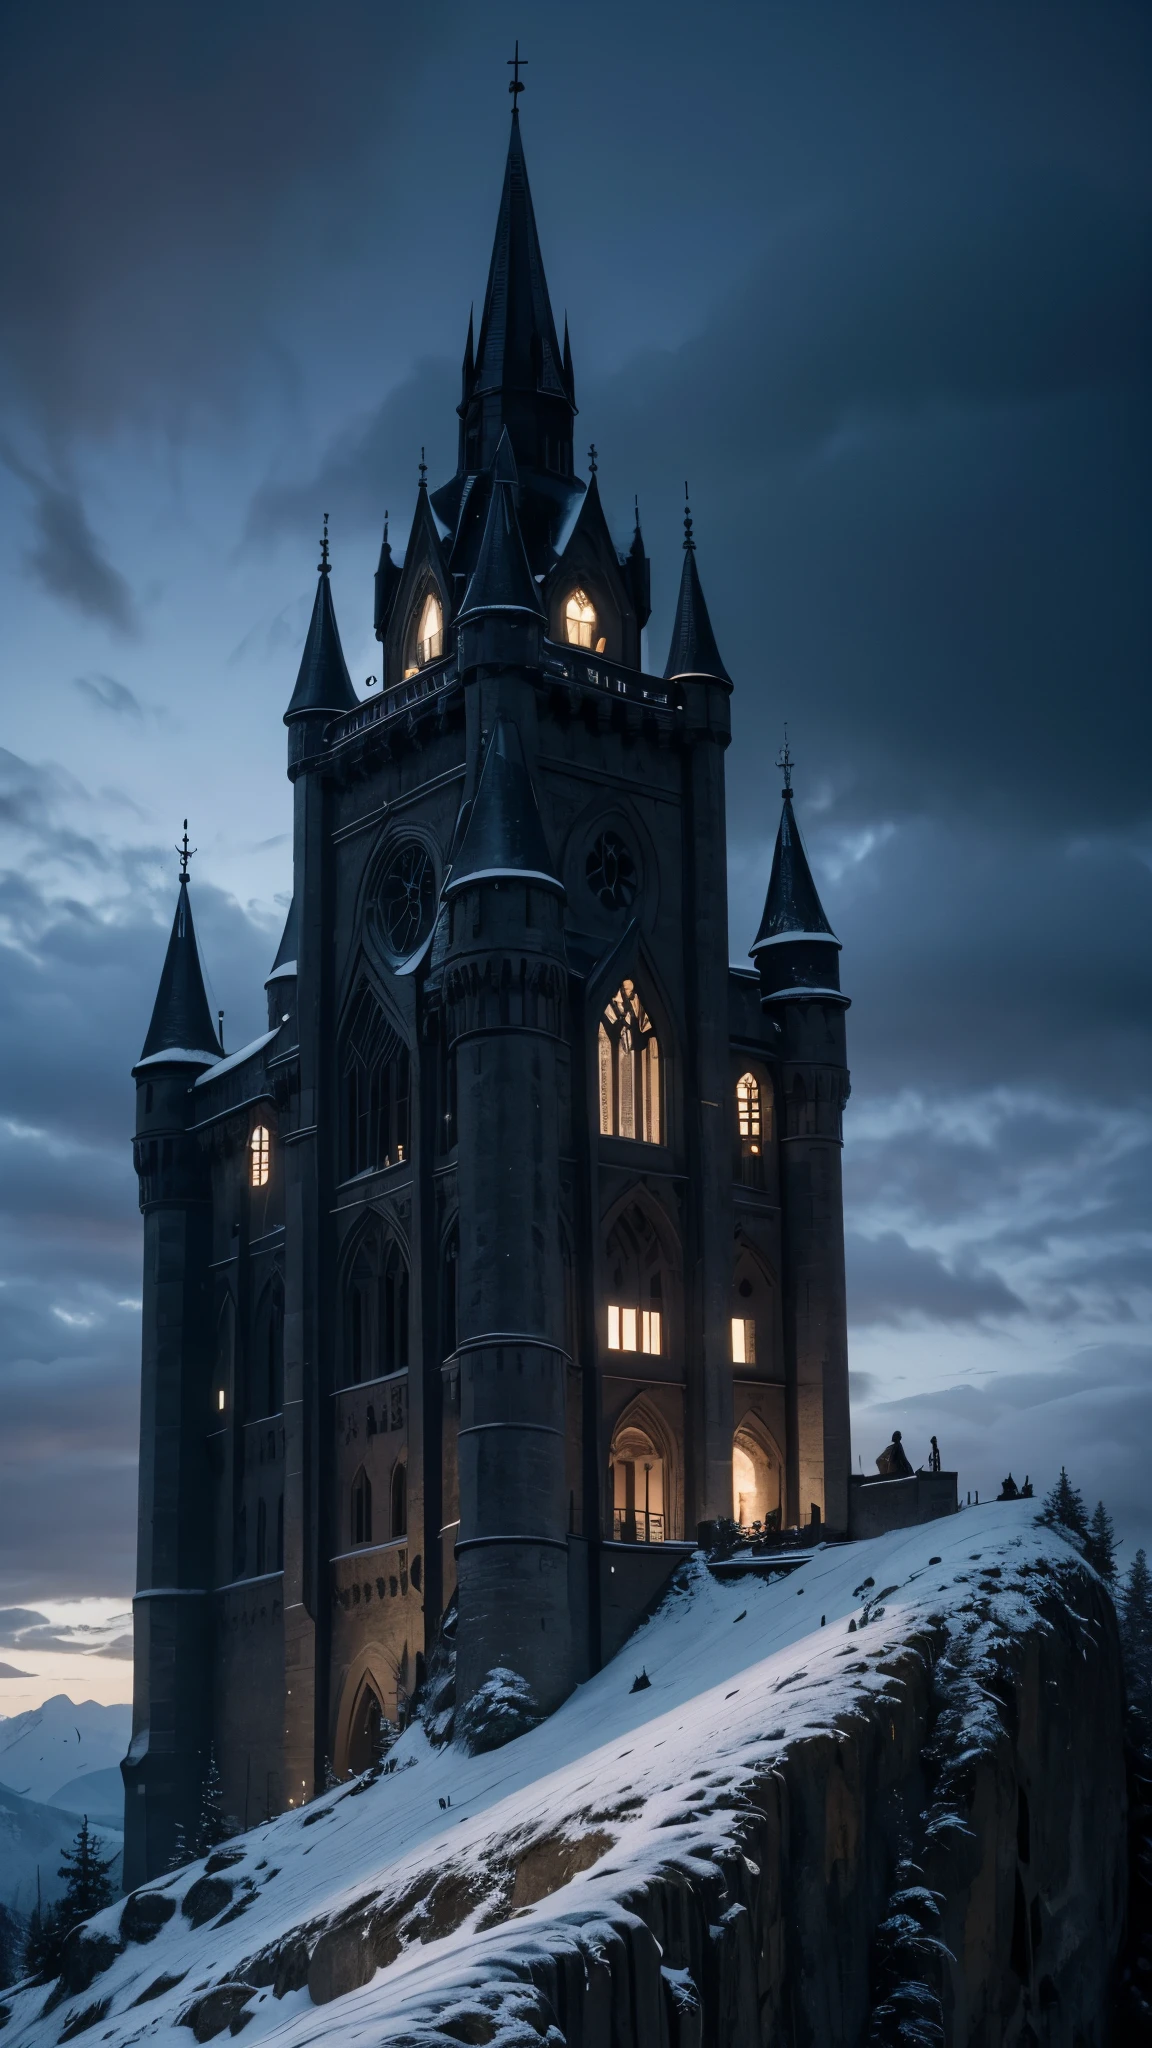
[750,752,851,1532]
[443,441,573,1717]
[123,847,222,1887]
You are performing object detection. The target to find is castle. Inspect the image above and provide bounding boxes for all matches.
[122,103,851,1887]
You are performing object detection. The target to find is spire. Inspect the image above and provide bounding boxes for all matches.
[284,517,358,722]
[373,509,402,642]
[627,494,651,630]
[751,742,839,956]
[445,718,562,898]
[663,484,731,684]
[266,893,298,985]
[562,315,574,401]
[462,306,475,400]
[458,429,546,621]
[138,840,222,1066]
[473,109,567,408]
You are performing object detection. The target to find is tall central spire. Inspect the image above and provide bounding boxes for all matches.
[474,109,567,406]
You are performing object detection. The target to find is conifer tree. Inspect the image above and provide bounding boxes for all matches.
[0,1903,19,1991]
[22,1899,64,1984]
[1084,1500,1117,1583]
[1038,1465,1088,1540]
[196,1747,233,1854]
[1121,1548,1152,1726]
[57,1817,117,1930]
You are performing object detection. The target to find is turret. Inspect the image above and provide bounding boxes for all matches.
[265,893,298,1036]
[284,517,358,771]
[751,747,851,1534]
[443,461,572,1727]
[123,836,221,1884]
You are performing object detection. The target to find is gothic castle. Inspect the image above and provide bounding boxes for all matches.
[123,106,851,1886]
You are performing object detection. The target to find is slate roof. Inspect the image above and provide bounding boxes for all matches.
[444,718,562,897]
[751,793,839,953]
[285,558,358,721]
[474,111,569,404]
[663,540,731,685]
[138,879,222,1065]
[458,432,546,621]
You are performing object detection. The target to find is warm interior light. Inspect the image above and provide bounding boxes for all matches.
[250,1124,270,1188]
[416,593,443,668]
[217,1388,225,1412]
[565,588,597,649]
[731,1316,756,1365]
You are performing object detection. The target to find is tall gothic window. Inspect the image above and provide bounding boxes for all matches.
[250,1124,271,1188]
[564,588,597,650]
[416,592,443,667]
[735,1071,767,1188]
[345,1229,409,1387]
[351,1467,372,1547]
[249,1277,285,1418]
[342,985,410,1177]
[599,981,662,1143]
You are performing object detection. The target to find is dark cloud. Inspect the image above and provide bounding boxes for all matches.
[1,450,138,632]
[846,1230,1025,1328]
[0,1610,50,1646]
[0,1662,31,1678]
[72,674,144,720]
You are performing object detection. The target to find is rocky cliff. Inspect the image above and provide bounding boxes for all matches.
[0,1506,1125,2046]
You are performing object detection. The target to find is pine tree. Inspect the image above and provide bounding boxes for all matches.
[1038,1465,1088,1540]
[57,1817,117,1931]
[196,1746,233,1855]
[1084,1500,1117,1583]
[1121,1548,1152,1730]
[0,1903,20,1991]
[23,1900,64,1984]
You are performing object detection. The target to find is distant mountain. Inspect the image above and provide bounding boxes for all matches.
[47,1766,124,1829]
[0,1780,122,1915]
[0,1696,130,1806]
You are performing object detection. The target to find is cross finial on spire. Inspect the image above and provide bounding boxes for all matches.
[682,481,695,551]
[776,725,794,798]
[176,818,197,881]
[588,441,597,476]
[318,512,330,574]
[418,447,427,487]
[634,494,641,530]
[507,39,526,106]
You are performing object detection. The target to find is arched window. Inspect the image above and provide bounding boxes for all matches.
[599,982,662,1143]
[342,986,410,1178]
[735,1072,771,1188]
[344,1230,409,1386]
[347,1683,385,1775]
[564,588,597,650]
[250,1277,284,1417]
[604,1201,671,1362]
[609,1417,666,1544]
[390,1461,407,1539]
[351,1467,372,1547]
[256,1498,268,1575]
[416,591,443,668]
[732,1423,782,1532]
[249,1124,270,1188]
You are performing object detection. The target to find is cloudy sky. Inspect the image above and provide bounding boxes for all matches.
[0,1,1148,1711]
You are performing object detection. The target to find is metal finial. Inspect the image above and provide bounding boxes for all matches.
[218,1009,225,1054]
[318,512,330,574]
[383,509,389,544]
[682,482,695,551]
[776,725,794,797]
[176,819,196,880]
[634,494,640,530]
[588,442,598,476]
[507,39,526,104]
[418,448,427,487]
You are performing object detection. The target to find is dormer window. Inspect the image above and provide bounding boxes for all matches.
[416,592,443,668]
[565,589,597,650]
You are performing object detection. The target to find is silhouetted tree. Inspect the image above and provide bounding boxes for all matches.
[58,1817,117,1929]
[1085,1500,1118,1584]
[22,1899,64,1984]
[1039,1465,1088,1540]
[196,1746,234,1854]
[0,1903,20,1990]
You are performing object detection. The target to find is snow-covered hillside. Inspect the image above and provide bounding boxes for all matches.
[0,1506,1121,2045]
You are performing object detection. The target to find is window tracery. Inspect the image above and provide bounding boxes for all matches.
[342,986,410,1176]
[564,588,597,649]
[416,591,443,667]
[250,1124,270,1188]
[599,981,661,1142]
[344,1229,409,1386]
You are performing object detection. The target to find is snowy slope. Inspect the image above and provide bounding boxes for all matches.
[0,1698,130,1805]
[0,1506,1086,2044]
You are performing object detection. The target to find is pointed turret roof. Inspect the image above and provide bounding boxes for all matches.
[751,755,839,955]
[265,894,298,985]
[663,491,731,685]
[444,717,562,897]
[373,511,402,642]
[284,519,358,722]
[137,875,222,1067]
[474,111,567,404]
[458,431,546,621]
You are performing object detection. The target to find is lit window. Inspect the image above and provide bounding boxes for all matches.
[250,1125,270,1188]
[599,982,661,1143]
[564,588,597,649]
[217,1387,225,1412]
[416,592,443,668]
[607,1304,661,1355]
[731,1316,756,1365]
[736,1073,761,1149]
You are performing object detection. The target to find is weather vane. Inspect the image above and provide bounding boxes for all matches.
[418,447,427,487]
[318,511,330,574]
[177,819,196,880]
[507,40,526,104]
[588,441,598,476]
[776,726,794,796]
[682,481,695,551]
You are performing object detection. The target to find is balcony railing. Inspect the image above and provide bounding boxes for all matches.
[612,1508,665,1545]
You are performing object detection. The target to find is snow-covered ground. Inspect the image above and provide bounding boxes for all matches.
[2,1503,1081,2044]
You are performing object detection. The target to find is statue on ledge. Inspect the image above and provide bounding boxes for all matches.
[875,1430,913,1478]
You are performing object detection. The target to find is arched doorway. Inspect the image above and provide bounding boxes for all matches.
[609,1417,666,1544]
[732,1421,782,1532]
[346,1681,386,1775]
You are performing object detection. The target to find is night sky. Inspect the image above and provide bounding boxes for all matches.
[0,2,1148,1708]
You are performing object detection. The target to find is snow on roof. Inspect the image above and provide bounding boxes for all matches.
[760,985,849,1003]
[751,928,841,950]
[132,1046,221,1072]
[1,1506,1088,2048]
[193,1026,282,1087]
[265,960,297,985]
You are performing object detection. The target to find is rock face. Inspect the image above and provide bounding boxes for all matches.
[0,1513,1126,2048]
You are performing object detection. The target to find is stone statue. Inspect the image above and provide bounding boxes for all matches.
[876,1430,913,1478]
[998,1473,1020,1500]
[928,1435,941,1473]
